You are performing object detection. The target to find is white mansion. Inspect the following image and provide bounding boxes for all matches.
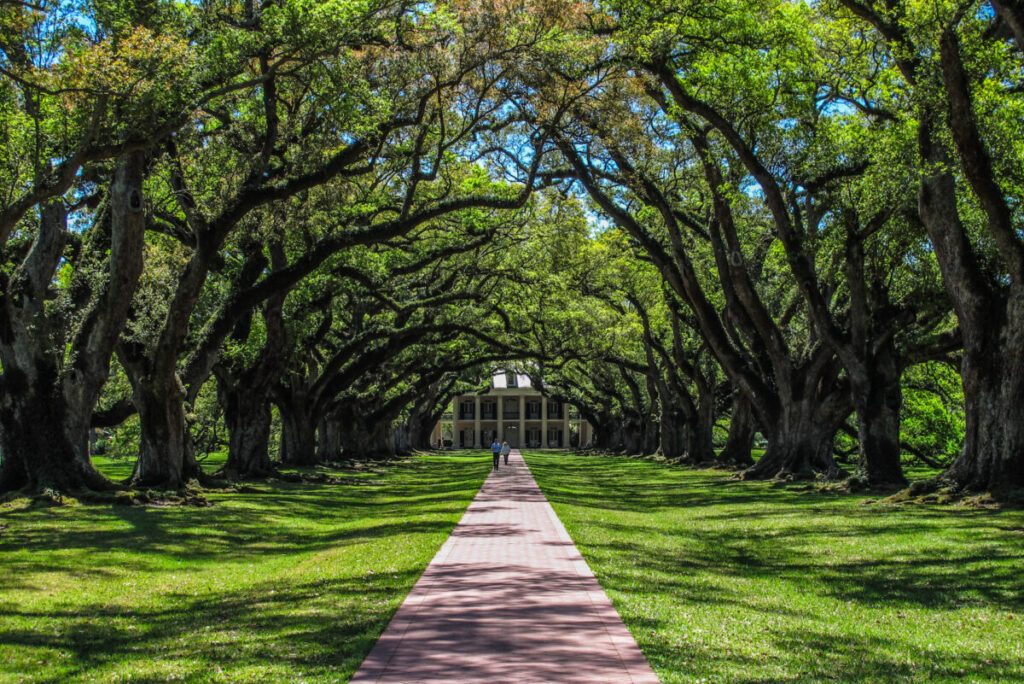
[432,372,591,449]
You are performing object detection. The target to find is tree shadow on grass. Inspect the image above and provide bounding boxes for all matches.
[587,530,1024,611]
[0,454,491,682]
[0,570,422,683]
[566,491,1024,610]
[524,452,1024,680]
[526,455,830,513]
[2,459,490,564]
[637,624,1024,683]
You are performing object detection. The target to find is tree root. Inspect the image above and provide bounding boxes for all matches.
[0,484,212,507]
[874,477,1024,508]
[734,464,849,483]
[82,488,212,507]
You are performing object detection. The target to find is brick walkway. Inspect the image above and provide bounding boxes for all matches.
[350,450,659,683]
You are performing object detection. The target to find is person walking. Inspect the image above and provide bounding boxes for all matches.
[490,439,502,469]
[501,441,511,465]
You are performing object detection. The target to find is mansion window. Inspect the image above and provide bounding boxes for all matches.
[481,401,497,420]
[503,398,519,419]
[525,400,542,420]
[547,401,563,419]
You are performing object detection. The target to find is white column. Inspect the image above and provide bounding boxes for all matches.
[518,394,525,449]
[473,395,481,448]
[452,396,460,449]
[497,396,504,443]
[541,397,549,448]
[563,412,570,449]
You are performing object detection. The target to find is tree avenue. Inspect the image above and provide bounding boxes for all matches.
[0,0,1021,500]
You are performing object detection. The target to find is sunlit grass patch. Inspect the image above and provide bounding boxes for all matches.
[0,452,489,683]
[524,451,1024,683]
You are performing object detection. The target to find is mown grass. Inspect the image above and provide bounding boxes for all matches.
[524,451,1024,683]
[0,452,490,683]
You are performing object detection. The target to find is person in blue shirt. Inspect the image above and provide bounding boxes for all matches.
[490,439,501,469]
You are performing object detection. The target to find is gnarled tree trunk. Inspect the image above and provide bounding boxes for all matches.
[838,8,1024,495]
[401,384,452,451]
[742,354,851,481]
[0,152,146,495]
[946,302,1024,493]
[743,395,848,480]
[316,414,343,462]
[215,286,288,479]
[129,378,200,489]
[717,393,755,467]
[850,347,906,487]
[0,365,108,494]
[658,405,689,462]
[122,250,209,489]
[393,422,412,455]
[336,413,396,459]
[279,400,320,466]
[619,418,643,454]
[219,377,275,478]
[683,392,716,464]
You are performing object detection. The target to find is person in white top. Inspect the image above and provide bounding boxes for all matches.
[500,441,511,465]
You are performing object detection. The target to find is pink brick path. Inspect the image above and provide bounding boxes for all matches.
[350,450,659,683]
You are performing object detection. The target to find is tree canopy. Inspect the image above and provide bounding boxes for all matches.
[1,0,1022,499]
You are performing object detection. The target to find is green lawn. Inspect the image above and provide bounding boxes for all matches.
[0,452,490,683]
[524,451,1024,683]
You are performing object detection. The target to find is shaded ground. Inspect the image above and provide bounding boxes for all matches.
[0,452,490,683]
[525,451,1024,683]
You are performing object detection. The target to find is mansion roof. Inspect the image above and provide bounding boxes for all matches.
[491,371,532,390]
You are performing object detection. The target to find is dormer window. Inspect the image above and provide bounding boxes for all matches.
[505,371,518,388]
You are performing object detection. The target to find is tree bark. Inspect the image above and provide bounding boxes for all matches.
[215,280,288,479]
[406,413,438,451]
[658,406,689,462]
[742,358,850,481]
[316,414,344,462]
[916,124,1024,493]
[218,376,275,478]
[717,393,755,467]
[587,410,616,449]
[642,414,660,454]
[559,136,845,480]
[743,399,846,480]
[401,383,453,451]
[599,417,626,451]
[0,151,145,496]
[393,422,412,455]
[849,344,906,486]
[683,392,716,464]
[279,398,320,466]
[836,0,1024,497]
[0,365,108,494]
[934,31,1024,494]
[122,254,209,489]
[619,418,644,454]
[128,378,200,489]
[338,420,396,459]
[993,0,1024,51]
[946,301,1024,493]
